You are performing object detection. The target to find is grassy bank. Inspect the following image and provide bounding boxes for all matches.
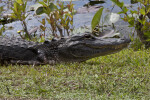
[0,48,150,99]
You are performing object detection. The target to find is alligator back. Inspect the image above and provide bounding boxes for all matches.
[0,36,40,64]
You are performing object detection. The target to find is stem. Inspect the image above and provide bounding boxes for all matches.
[66,29,69,36]
[147,12,150,19]
[22,20,31,40]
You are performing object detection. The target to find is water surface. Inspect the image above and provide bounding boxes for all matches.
[0,0,137,37]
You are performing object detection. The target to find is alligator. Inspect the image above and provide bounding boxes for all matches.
[0,33,130,65]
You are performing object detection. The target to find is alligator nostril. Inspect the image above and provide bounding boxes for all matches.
[84,34,92,38]
[121,38,131,43]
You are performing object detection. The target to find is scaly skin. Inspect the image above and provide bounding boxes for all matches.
[0,33,130,65]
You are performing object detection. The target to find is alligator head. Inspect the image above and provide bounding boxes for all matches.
[57,33,131,62]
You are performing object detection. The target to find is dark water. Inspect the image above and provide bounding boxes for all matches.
[0,0,137,36]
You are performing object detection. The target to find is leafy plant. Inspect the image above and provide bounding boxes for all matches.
[130,37,144,51]
[111,0,150,48]
[0,25,5,36]
[39,18,46,41]
[36,0,75,38]
[91,7,104,36]
[11,0,31,40]
[0,6,5,35]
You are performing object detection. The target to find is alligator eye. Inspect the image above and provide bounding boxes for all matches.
[52,38,57,41]
[44,40,50,44]
[84,34,92,39]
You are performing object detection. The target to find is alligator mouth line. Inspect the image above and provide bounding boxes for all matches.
[70,43,128,58]
[84,43,128,49]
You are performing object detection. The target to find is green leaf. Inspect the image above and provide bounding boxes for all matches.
[137,0,144,5]
[130,10,138,14]
[39,1,47,7]
[142,19,146,25]
[15,0,23,4]
[36,3,56,15]
[122,7,128,13]
[23,1,27,12]
[91,7,104,31]
[49,3,57,11]
[111,0,124,8]
[39,36,45,43]
[13,2,18,12]
[140,8,145,15]
[128,17,135,26]
[43,0,47,3]
[146,5,150,13]
[131,0,138,4]
[36,7,45,15]
[144,31,150,40]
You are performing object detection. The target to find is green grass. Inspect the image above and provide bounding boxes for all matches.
[0,49,150,99]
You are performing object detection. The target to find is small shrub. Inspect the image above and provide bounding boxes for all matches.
[111,0,150,48]
[37,0,75,38]
[11,0,31,40]
[130,37,144,51]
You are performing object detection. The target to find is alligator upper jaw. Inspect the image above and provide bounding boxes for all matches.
[86,37,130,51]
[85,42,129,49]
[84,38,131,49]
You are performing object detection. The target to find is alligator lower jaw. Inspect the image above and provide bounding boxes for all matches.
[104,43,129,49]
[69,43,129,59]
